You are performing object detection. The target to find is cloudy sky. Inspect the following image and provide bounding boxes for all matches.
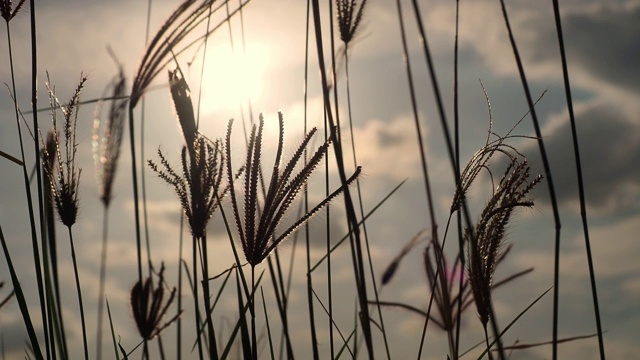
[1,0,639,358]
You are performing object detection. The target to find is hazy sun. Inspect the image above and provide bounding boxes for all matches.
[199,43,269,113]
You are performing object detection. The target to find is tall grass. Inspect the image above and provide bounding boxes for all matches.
[0,0,610,359]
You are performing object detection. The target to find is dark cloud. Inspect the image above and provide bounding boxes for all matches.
[523,101,640,213]
[530,2,640,93]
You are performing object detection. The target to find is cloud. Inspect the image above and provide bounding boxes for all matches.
[529,1,640,94]
[350,115,426,182]
[522,99,640,214]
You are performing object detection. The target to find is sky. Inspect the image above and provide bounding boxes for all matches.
[1,0,639,359]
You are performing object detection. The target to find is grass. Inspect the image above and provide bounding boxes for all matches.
[0,0,610,359]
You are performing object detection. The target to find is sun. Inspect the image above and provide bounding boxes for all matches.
[198,43,269,113]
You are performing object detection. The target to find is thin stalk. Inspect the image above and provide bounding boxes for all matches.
[192,236,204,360]
[550,1,604,358]
[29,1,55,356]
[0,224,43,359]
[251,266,257,360]
[409,1,507,358]
[303,0,320,358]
[271,251,292,360]
[41,197,56,360]
[484,327,494,360]
[393,4,443,356]
[309,1,373,356]
[324,125,335,360]
[157,335,166,360]
[177,214,184,359]
[405,4,466,355]
[498,1,563,359]
[44,180,68,359]
[344,47,392,360]
[200,234,219,359]
[143,338,149,359]
[96,207,110,360]
[394,0,437,229]
[5,18,50,360]
[409,0,458,174]
[140,0,153,285]
[128,106,144,284]
[260,288,276,360]
[67,227,89,360]
[327,3,337,356]
[195,0,214,130]
[266,258,294,360]
[453,0,463,357]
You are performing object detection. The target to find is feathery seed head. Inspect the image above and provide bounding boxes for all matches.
[93,68,127,207]
[169,68,197,154]
[336,0,367,45]
[1,0,26,22]
[43,73,87,228]
[465,157,541,325]
[148,136,225,239]
[130,263,180,340]
[226,113,361,267]
[130,0,230,108]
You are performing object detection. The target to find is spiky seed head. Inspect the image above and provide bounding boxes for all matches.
[169,68,197,153]
[336,0,367,45]
[130,263,180,340]
[93,69,127,207]
[44,74,86,228]
[226,113,361,267]
[465,157,541,325]
[1,0,26,22]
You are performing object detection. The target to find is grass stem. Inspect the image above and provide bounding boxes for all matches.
[550,1,604,358]
[67,227,89,360]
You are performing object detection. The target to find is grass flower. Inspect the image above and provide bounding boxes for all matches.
[226,113,362,267]
[130,263,180,341]
[42,73,86,228]
[148,68,225,240]
[41,73,90,359]
[0,0,26,22]
[130,0,252,108]
[148,136,225,239]
[149,68,225,358]
[225,112,360,357]
[93,66,127,208]
[336,0,367,46]
[465,157,541,329]
[92,63,127,360]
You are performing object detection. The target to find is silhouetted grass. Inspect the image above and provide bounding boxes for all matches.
[0,1,608,359]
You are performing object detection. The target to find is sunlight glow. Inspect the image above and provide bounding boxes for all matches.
[199,43,269,113]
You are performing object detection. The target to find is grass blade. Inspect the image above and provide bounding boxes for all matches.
[550,1,605,358]
[0,224,43,359]
[106,298,121,360]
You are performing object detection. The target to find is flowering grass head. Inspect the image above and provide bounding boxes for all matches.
[226,113,361,267]
[42,73,87,228]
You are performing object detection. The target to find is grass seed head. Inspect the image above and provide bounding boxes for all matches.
[465,157,541,325]
[43,73,87,228]
[130,263,180,340]
[336,0,367,45]
[1,0,26,22]
[226,113,361,267]
[148,136,225,239]
[93,67,127,208]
